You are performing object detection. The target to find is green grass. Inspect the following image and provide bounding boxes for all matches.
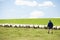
[0,27,60,40]
[0,18,60,40]
[0,18,60,26]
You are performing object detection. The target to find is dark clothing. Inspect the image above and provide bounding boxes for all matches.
[47,21,53,29]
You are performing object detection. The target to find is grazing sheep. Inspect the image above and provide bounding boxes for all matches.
[0,24,60,30]
[14,25,17,28]
[12,24,19,28]
[22,24,27,28]
[44,25,47,29]
[0,24,3,27]
[38,25,42,28]
[15,24,20,28]
[9,25,12,27]
[53,26,60,30]
[26,24,30,28]
[20,24,25,28]
[29,24,34,28]
[4,25,10,27]
[57,26,60,30]
[0,25,3,27]
[12,24,15,28]
[39,25,45,29]
[18,24,21,28]
[53,26,57,30]
[33,25,39,29]
[2,24,5,27]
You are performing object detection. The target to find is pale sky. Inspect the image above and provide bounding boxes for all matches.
[0,0,60,19]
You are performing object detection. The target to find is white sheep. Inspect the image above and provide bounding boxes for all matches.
[33,24,39,28]
[29,24,34,28]
[39,25,44,29]
[57,26,60,30]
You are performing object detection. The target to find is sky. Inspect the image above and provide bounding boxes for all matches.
[0,0,60,19]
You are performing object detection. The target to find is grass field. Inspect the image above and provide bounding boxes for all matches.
[0,27,60,40]
[0,18,60,26]
[0,18,60,40]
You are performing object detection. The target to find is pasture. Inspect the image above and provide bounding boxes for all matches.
[0,27,60,40]
[0,18,60,26]
[0,18,60,40]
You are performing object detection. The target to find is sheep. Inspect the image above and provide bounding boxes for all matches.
[15,24,20,28]
[39,25,45,29]
[1,24,5,27]
[53,26,57,30]
[20,24,26,28]
[18,24,24,28]
[0,24,3,27]
[12,24,15,28]
[33,24,39,29]
[0,24,60,30]
[25,24,30,28]
[44,25,47,29]
[29,24,34,28]
[4,24,14,27]
[56,26,60,30]
[4,25,10,27]
[9,25,12,27]
[11,24,19,28]
[39,25,42,28]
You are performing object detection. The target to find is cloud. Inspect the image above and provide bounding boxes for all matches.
[15,0,38,7]
[29,10,44,18]
[38,1,55,7]
[15,0,55,7]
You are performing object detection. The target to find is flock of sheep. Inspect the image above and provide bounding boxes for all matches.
[0,24,60,30]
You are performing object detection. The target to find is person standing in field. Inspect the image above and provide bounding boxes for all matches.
[47,20,53,34]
